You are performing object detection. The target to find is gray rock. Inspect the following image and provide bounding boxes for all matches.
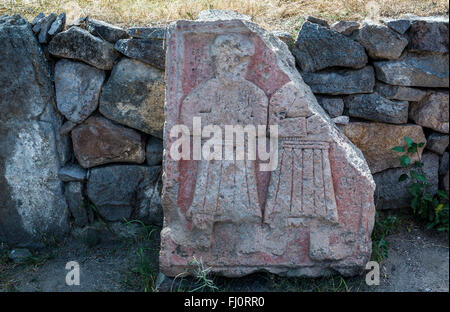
[409,91,449,134]
[99,58,165,138]
[375,152,439,209]
[8,248,32,263]
[408,16,449,53]
[301,66,375,95]
[0,16,69,247]
[37,13,57,43]
[87,165,162,224]
[293,21,367,72]
[197,9,251,21]
[1,15,51,123]
[146,136,163,166]
[55,59,105,123]
[375,82,426,102]
[31,12,45,26]
[65,182,88,227]
[86,18,128,43]
[114,38,165,69]
[439,152,449,176]
[315,96,344,117]
[48,26,120,70]
[373,53,449,88]
[344,93,409,124]
[331,115,349,125]
[306,16,329,27]
[443,172,449,195]
[356,23,408,60]
[426,133,449,155]
[48,13,66,36]
[381,18,411,34]
[330,20,360,35]
[59,164,87,182]
[128,27,166,40]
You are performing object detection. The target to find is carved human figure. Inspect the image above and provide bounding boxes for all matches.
[180,34,268,247]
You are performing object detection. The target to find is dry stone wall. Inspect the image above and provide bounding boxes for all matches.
[0,11,448,252]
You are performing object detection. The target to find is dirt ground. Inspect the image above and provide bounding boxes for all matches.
[0,213,448,292]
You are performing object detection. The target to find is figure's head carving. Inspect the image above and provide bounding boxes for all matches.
[211,34,255,80]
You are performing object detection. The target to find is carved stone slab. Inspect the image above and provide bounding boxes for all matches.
[160,19,375,277]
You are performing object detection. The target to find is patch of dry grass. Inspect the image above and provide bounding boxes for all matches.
[1,0,449,30]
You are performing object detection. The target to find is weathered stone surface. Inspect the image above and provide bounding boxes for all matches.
[344,93,409,124]
[409,91,449,134]
[55,59,105,123]
[440,152,449,176]
[331,115,349,125]
[301,66,375,95]
[146,136,163,166]
[161,19,375,277]
[306,16,329,27]
[86,18,128,43]
[48,13,65,36]
[99,58,165,138]
[340,122,426,173]
[293,21,368,72]
[71,116,145,168]
[408,17,449,53]
[36,13,57,43]
[48,26,120,70]
[1,121,70,247]
[31,12,45,26]
[59,164,87,182]
[373,53,449,88]
[60,120,77,135]
[375,82,426,102]
[356,23,408,60]
[374,152,439,209]
[316,96,344,118]
[381,18,411,34]
[0,15,69,247]
[114,38,165,69]
[444,172,449,195]
[426,133,449,155]
[87,165,162,224]
[65,182,88,227]
[128,27,166,40]
[1,15,52,123]
[330,20,360,35]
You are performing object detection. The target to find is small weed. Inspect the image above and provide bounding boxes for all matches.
[371,213,400,263]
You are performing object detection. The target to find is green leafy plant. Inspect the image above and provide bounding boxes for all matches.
[392,136,449,233]
[371,213,400,262]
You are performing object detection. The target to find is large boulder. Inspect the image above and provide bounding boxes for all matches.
[48,26,120,70]
[71,116,145,168]
[356,23,408,59]
[55,59,105,123]
[374,152,439,209]
[344,93,409,124]
[408,17,449,54]
[99,58,165,138]
[373,53,449,88]
[340,122,426,174]
[301,66,375,95]
[409,91,449,134]
[161,17,375,277]
[87,165,162,224]
[293,21,368,72]
[0,15,69,247]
